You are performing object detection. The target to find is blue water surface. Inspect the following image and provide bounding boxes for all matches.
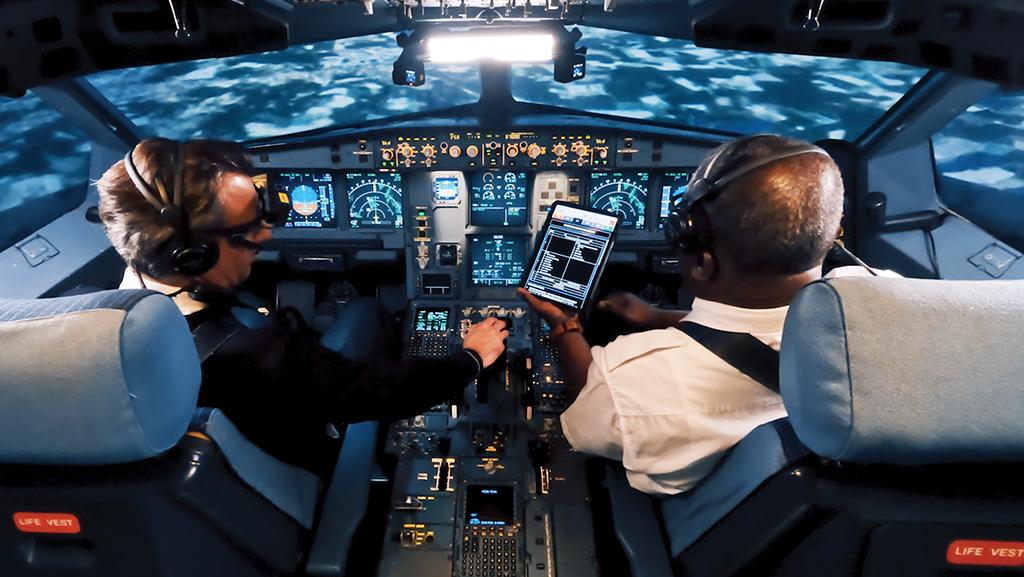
[0,28,1020,253]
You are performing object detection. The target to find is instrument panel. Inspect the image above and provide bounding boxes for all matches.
[255,128,709,300]
[269,168,695,235]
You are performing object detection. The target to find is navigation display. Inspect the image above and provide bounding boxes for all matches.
[470,170,529,226]
[414,307,449,332]
[346,172,404,229]
[468,234,528,287]
[523,202,621,310]
[466,485,514,526]
[658,170,694,229]
[588,171,649,230]
[275,171,338,229]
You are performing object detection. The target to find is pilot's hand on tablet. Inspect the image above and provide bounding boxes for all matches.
[463,318,510,368]
[517,288,575,327]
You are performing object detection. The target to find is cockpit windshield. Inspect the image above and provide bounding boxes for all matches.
[512,27,925,142]
[87,34,481,141]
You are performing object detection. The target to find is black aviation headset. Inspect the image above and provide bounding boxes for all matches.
[123,141,291,278]
[664,135,832,255]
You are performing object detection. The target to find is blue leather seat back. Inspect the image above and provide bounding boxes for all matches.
[781,276,1024,465]
[660,421,803,557]
[0,290,201,465]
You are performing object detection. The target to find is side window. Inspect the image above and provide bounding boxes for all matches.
[932,90,1024,251]
[0,92,90,252]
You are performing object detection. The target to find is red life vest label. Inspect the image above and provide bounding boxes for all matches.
[12,512,81,534]
[947,540,1024,566]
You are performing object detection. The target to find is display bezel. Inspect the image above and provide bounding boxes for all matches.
[520,200,622,312]
[344,171,405,231]
[466,233,530,288]
[468,169,531,227]
[586,170,651,231]
[271,169,341,230]
[657,169,697,230]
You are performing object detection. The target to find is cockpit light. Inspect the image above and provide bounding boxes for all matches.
[425,32,554,63]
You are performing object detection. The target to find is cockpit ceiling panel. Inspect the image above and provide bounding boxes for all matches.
[1,0,1023,97]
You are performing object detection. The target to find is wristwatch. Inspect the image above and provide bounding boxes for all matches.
[550,317,583,341]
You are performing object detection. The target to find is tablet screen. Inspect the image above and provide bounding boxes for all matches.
[522,203,621,310]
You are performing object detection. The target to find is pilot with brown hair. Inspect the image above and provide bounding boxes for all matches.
[97,138,508,473]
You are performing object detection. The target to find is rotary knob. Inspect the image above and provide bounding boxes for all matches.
[421,144,436,158]
[381,149,395,162]
[571,141,590,157]
[527,143,543,159]
[506,145,519,158]
[552,143,567,157]
[397,143,414,159]
[448,145,462,158]
[466,144,480,158]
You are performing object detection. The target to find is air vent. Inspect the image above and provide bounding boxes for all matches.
[40,47,78,78]
[972,54,1010,83]
[32,17,62,43]
[919,42,954,68]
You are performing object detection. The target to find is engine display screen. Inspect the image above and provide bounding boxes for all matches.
[276,171,338,229]
[468,234,528,287]
[346,172,404,229]
[465,485,514,527]
[588,171,649,230]
[470,170,529,226]
[658,170,695,229]
[414,307,449,332]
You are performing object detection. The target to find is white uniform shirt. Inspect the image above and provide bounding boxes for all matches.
[560,266,884,495]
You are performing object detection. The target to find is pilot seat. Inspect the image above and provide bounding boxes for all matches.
[0,290,320,577]
[604,276,1024,577]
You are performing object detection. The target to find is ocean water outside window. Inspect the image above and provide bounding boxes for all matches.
[512,28,925,142]
[933,89,1024,251]
[0,93,90,253]
[88,34,481,141]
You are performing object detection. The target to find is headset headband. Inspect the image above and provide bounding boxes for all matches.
[681,141,832,213]
[123,144,185,228]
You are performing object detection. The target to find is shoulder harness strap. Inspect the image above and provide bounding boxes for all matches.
[675,321,781,394]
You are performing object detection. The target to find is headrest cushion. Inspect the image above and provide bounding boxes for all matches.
[781,276,1024,465]
[0,290,201,464]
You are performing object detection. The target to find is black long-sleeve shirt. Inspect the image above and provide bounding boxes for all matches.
[187,304,477,472]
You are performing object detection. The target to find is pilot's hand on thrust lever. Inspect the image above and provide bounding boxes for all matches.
[463,317,510,368]
[517,288,574,326]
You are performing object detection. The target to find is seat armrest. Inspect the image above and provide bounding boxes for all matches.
[306,421,380,577]
[602,462,674,577]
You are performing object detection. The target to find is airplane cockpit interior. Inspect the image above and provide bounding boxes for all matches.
[1,1,1023,576]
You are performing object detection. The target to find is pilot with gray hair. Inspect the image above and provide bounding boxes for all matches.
[519,133,883,494]
[96,138,509,473]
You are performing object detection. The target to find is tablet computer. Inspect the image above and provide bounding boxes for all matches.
[521,201,622,311]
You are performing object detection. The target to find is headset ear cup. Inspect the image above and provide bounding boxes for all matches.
[171,235,219,277]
